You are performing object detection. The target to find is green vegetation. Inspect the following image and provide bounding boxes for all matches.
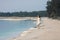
[47,0,60,18]
[0,11,47,17]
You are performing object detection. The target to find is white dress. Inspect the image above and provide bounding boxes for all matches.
[36,17,40,25]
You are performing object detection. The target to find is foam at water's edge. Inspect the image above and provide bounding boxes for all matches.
[20,28,37,37]
[9,28,37,40]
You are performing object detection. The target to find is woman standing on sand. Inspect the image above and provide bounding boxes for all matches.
[36,16,41,29]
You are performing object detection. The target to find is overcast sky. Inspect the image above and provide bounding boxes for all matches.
[0,0,48,12]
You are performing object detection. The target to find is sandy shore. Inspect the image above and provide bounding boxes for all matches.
[0,17,37,20]
[9,17,60,40]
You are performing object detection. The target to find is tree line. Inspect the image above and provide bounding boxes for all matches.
[46,0,60,18]
[0,11,47,17]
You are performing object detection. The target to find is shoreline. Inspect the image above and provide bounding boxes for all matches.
[9,17,60,40]
[9,27,37,40]
[0,17,37,20]
[20,28,37,37]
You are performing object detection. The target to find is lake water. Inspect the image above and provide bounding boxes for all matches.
[0,20,36,40]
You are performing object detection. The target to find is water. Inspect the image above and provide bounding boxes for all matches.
[0,20,36,40]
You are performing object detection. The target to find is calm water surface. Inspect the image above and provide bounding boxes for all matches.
[0,20,36,40]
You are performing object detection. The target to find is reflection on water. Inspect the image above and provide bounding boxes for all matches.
[0,20,36,40]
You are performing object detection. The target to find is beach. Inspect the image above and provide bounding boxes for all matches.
[0,17,37,20]
[9,17,60,40]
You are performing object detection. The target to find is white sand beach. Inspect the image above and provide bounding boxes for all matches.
[0,17,37,20]
[9,17,60,40]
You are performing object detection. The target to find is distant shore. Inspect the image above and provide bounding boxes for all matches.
[0,17,37,20]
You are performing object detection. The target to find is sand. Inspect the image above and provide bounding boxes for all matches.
[0,17,37,20]
[10,17,60,40]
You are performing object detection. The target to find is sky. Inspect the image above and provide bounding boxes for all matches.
[0,0,48,12]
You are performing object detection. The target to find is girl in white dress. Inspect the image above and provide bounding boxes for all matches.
[36,16,41,29]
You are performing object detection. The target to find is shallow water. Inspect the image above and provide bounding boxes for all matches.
[0,20,36,40]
